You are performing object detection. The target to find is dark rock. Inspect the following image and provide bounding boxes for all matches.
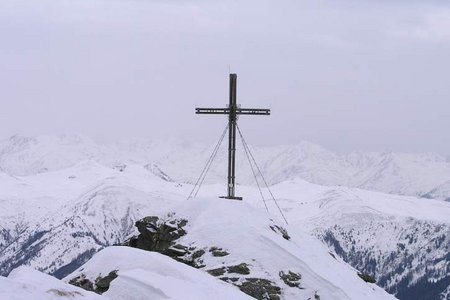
[181,249,206,269]
[209,247,229,257]
[69,270,118,294]
[238,278,281,300]
[279,270,301,288]
[228,263,250,275]
[68,274,95,292]
[192,249,206,259]
[220,277,240,283]
[126,216,188,256]
[207,267,226,277]
[269,225,290,240]
[95,270,118,293]
[166,244,189,257]
[125,215,210,268]
[207,263,250,276]
[357,272,376,283]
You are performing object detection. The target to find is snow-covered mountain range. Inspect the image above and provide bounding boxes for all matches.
[423,180,450,202]
[1,134,450,199]
[0,134,449,299]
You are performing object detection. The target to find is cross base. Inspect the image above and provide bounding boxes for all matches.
[219,196,243,201]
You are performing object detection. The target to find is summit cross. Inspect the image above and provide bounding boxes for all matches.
[195,74,270,200]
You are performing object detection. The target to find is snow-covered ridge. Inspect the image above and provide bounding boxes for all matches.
[65,246,254,300]
[0,154,449,299]
[60,199,394,300]
[0,266,103,300]
[0,251,253,300]
[1,133,449,198]
[0,157,397,299]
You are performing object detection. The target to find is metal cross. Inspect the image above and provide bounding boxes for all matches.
[195,74,270,200]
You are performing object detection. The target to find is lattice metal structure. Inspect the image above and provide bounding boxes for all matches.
[195,74,270,200]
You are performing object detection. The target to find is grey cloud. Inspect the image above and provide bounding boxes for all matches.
[0,0,449,155]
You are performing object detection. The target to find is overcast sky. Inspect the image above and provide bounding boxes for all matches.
[0,0,449,154]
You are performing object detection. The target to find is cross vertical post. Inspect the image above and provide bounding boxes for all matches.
[195,74,270,200]
[228,74,237,199]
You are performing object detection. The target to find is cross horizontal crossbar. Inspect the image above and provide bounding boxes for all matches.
[195,108,270,115]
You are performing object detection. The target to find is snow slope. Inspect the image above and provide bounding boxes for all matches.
[61,198,395,300]
[242,180,450,300]
[0,158,394,300]
[66,247,253,300]
[0,160,396,299]
[187,178,450,299]
[0,266,102,300]
[0,134,449,299]
[0,249,253,300]
[149,197,395,300]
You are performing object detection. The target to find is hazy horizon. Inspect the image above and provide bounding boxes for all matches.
[2,132,450,159]
[1,0,449,156]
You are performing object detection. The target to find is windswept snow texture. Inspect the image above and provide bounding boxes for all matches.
[152,198,395,300]
[0,266,102,300]
[66,247,253,300]
[2,249,253,300]
[1,134,450,198]
[0,134,449,299]
[61,200,395,300]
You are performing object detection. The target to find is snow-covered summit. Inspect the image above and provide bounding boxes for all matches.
[164,198,395,299]
[60,198,395,300]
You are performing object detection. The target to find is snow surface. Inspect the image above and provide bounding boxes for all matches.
[0,266,102,300]
[1,134,449,299]
[66,247,253,300]
[153,197,396,300]
[0,248,253,300]
[61,198,395,300]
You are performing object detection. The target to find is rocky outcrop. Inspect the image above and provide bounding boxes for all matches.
[125,215,285,300]
[358,272,376,284]
[209,246,229,257]
[238,278,282,300]
[279,270,302,288]
[125,215,206,268]
[68,270,117,294]
[126,216,188,255]
[207,263,250,277]
[95,270,118,293]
